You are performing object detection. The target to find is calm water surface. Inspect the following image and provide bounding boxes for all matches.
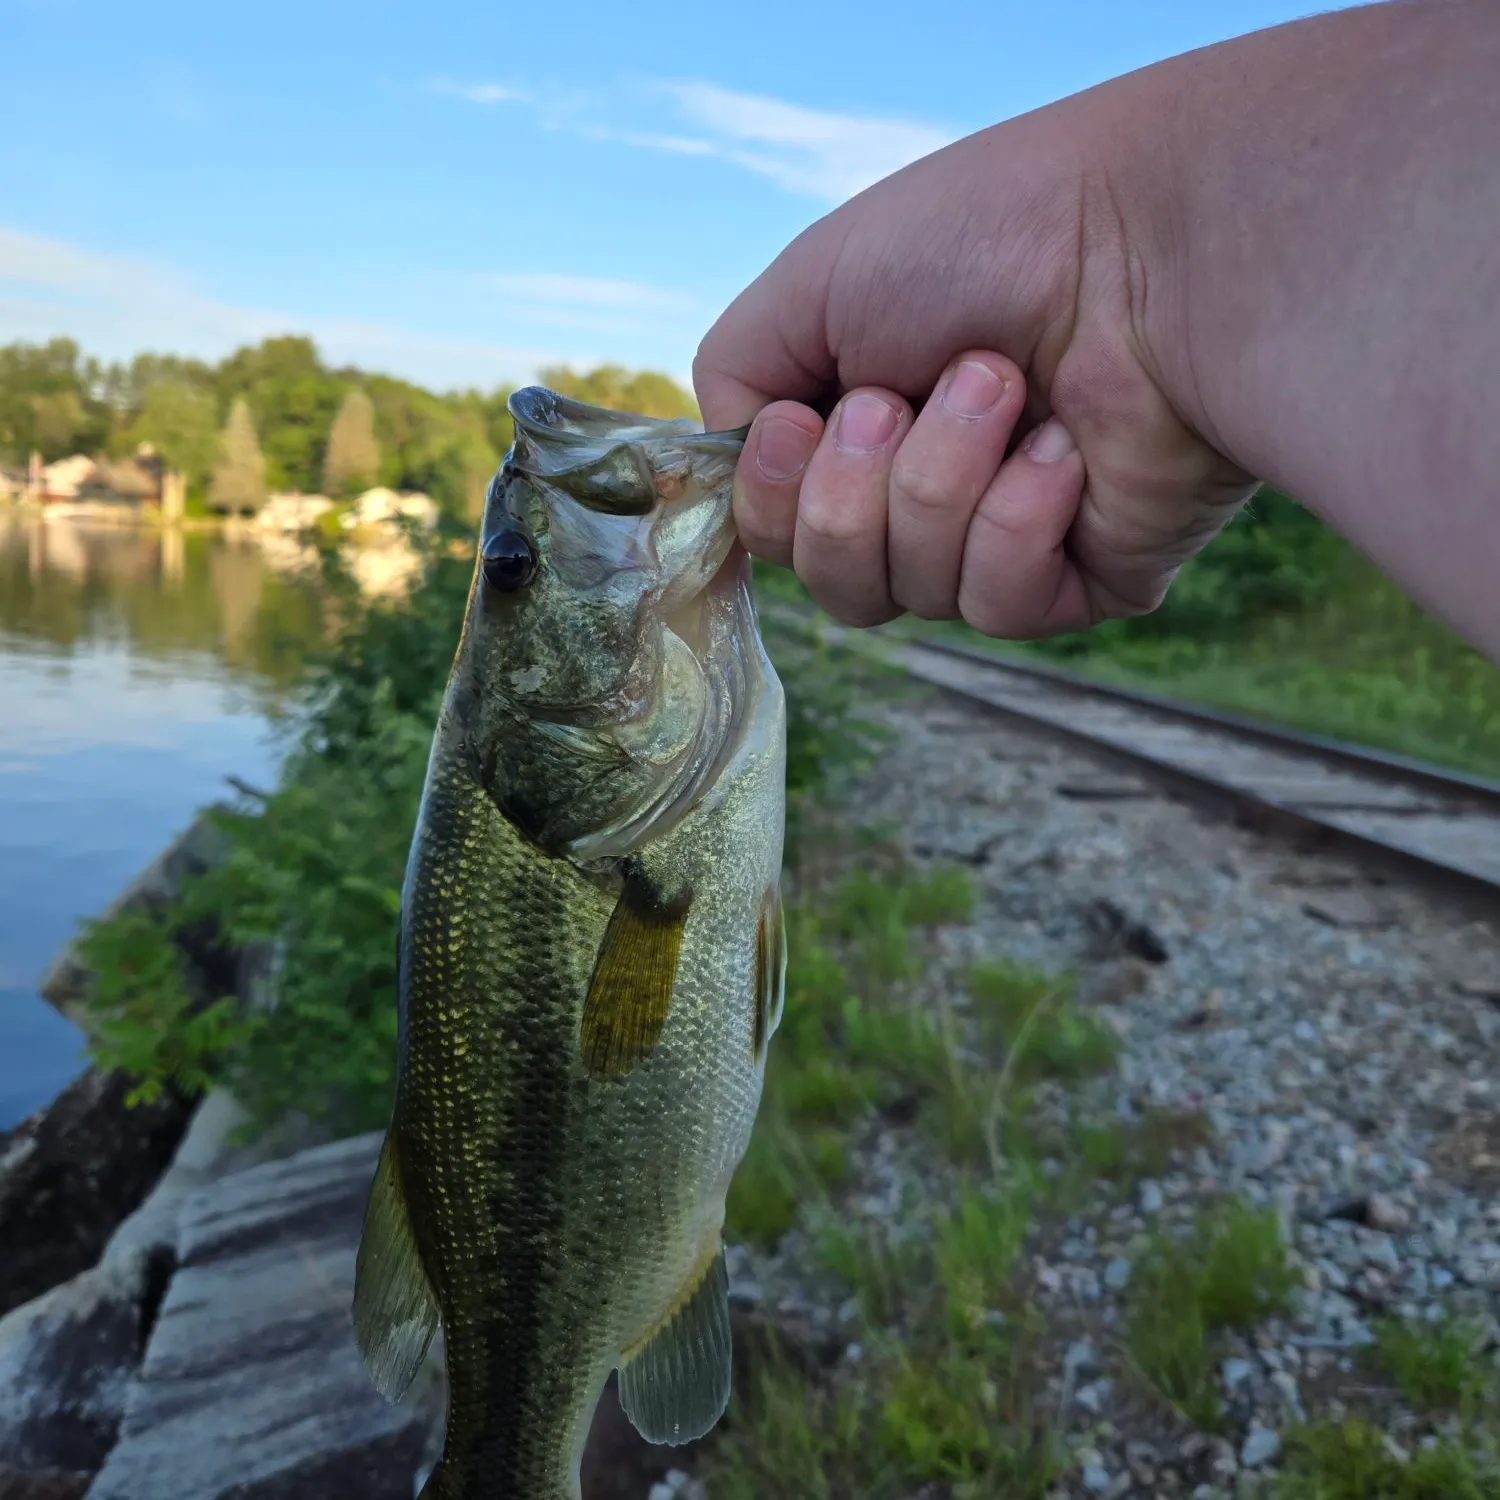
[0,514,323,1129]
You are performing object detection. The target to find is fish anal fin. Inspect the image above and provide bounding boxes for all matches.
[579,866,691,1080]
[752,883,787,1061]
[617,1244,732,1446]
[353,1131,440,1402]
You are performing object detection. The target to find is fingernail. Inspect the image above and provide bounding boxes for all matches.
[755,416,816,481]
[1023,419,1076,463]
[835,394,899,454]
[939,360,1005,419]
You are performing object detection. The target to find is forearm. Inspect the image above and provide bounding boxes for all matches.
[1134,0,1500,650]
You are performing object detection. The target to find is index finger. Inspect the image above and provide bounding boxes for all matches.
[692,222,842,430]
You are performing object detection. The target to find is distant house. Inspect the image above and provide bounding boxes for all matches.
[76,452,166,507]
[0,466,24,502]
[29,447,183,519]
[39,454,98,500]
[343,487,438,532]
[256,492,334,533]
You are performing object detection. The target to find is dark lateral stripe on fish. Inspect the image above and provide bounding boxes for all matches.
[398,775,581,1491]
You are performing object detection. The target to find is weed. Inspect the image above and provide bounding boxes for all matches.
[818,1217,931,1331]
[967,960,1116,1083]
[878,1341,1057,1498]
[902,865,977,927]
[1195,1201,1299,1327]
[1371,1314,1492,1417]
[724,1129,799,1250]
[1275,1419,1500,1500]
[935,1175,1036,1337]
[1127,1201,1296,1428]
[703,1343,880,1500]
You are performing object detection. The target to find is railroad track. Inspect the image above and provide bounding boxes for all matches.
[809,618,1500,910]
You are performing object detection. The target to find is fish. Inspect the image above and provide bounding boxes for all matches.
[352,386,787,1500]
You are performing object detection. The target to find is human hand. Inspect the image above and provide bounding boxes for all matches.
[693,88,1257,636]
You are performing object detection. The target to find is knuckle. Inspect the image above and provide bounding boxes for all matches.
[888,452,957,518]
[797,496,878,549]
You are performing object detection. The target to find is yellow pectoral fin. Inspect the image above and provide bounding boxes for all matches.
[352,1131,439,1403]
[579,866,692,1080]
[617,1244,732,1446]
[752,882,787,1062]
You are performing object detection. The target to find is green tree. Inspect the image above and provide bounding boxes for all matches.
[322,389,380,497]
[209,397,267,514]
[216,337,341,492]
[537,364,698,420]
[0,338,109,462]
[127,380,219,497]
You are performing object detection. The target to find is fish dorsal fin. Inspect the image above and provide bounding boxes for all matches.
[617,1244,732,1446]
[753,883,787,1061]
[352,1132,440,1402]
[579,865,692,1080]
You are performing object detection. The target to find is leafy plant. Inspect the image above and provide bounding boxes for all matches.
[75,906,247,1106]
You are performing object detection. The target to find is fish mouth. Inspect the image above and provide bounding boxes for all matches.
[507,386,748,519]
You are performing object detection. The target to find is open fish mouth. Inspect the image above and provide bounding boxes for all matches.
[507,386,748,519]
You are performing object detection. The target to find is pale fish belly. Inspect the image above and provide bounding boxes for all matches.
[574,700,786,1364]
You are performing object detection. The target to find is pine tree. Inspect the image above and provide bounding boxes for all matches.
[322,389,380,497]
[208,397,266,514]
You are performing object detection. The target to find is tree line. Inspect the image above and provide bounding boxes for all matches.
[0,338,698,519]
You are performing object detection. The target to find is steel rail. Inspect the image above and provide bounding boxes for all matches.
[797,614,1500,916]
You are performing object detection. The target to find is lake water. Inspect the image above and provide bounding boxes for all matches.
[0,514,326,1130]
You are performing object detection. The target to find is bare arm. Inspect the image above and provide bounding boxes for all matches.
[694,0,1500,658]
[1150,0,1500,652]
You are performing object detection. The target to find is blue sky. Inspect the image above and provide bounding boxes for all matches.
[1,0,1343,392]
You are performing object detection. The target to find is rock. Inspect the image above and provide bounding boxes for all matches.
[0,1469,90,1500]
[1064,1341,1098,1378]
[1301,889,1385,928]
[1082,1463,1112,1494]
[1104,1258,1132,1290]
[1139,1181,1164,1215]
[1240,1428,1282,1469]
[1366,1194,1411,1233]
[1326,1193,1411,1234]
[0,1069,191,1319]
[86,1133,432,1500]
[1083,899,1170,964]
[1220,1358,1254,1392]
[1124,1441,1159,1486]
[0,1241,163,1477]
[1074,1382,1108,1414]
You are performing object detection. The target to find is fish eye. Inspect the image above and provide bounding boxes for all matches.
[480,528,537,592]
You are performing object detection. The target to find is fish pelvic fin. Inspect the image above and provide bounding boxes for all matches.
[579,864,692,1080]
[752,882,787,1062]
[617,1243,732,1447]
[352,1130,440,1402]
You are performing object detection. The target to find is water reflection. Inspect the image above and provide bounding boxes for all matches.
[0,513,330,1129]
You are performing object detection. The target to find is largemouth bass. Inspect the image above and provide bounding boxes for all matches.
[352,387,787,1500]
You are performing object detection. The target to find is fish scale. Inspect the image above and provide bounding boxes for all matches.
[351,389,786,1500]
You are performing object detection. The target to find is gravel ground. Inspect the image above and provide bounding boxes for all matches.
[726,685,1500,1499]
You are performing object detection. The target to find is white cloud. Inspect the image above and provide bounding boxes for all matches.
[433,72,956,203]
[426,77,530,106]
[0,229,610,391]
[660,82,954,201]
[481,273,698,313]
